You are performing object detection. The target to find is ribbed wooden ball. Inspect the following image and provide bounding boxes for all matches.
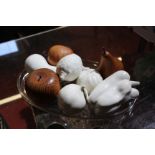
[26,68,61,96]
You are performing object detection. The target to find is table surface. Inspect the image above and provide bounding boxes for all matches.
[0,26,155,128]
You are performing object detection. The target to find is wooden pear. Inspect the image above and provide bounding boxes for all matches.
[96,48,124,78]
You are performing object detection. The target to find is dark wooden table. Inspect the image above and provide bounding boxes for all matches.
[0,26,155,128]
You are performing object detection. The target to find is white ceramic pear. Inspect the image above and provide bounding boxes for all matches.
[25,54,56,73]
[58,84,86,114]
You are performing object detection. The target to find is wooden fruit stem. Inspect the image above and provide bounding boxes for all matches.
[102,47,106,56]
[96,47,106,72]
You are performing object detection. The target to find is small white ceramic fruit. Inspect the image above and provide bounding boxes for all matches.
[25,54,56,73]
[88,70,140,115]
[58,84,86,114]
[94,79,132,106]
[76,68,103,94]
[56,54,83,82]
[89,70,130,103]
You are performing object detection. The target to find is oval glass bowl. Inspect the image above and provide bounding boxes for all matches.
[17,60,137,128]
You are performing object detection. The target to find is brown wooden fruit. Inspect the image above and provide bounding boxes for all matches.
[96,48,124,78]
[48,45,74,65]
[25,68,61,97]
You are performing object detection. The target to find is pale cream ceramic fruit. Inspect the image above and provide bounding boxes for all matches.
[25,54,56,73]
[58,84,86,114]
[56,54,83,82]
[89,70,130,103]
[94,79,132,107]
[88,70,140,115]
[76,68,103,94]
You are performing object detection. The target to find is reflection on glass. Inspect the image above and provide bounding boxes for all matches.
[0,40,18,56]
